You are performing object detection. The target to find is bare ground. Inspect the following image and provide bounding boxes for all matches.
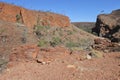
[0,49,120,80]
[0,20,119,80]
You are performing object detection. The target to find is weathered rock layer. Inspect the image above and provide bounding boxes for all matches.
[0,2,70,28]
[92,9,120,42]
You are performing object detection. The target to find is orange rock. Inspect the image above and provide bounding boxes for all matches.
[0,2,70,29]
[9,44,40,62]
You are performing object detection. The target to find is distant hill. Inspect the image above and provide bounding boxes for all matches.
[71,22,95,33]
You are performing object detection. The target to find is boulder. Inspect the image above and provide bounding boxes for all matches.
[92,9,120,42]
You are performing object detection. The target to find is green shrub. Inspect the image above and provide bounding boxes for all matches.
[34,25,44,31]
[0,29,5,34]
[16,14,21,23]
[90,49,103,58]
[34,25,50,38]
[16,14,21,20]
[66,41,79,48]
[38,40,48,47]
[34,25,50,30]
[50,37,62,47]
[45,26,50,29]
[67,31,73,35]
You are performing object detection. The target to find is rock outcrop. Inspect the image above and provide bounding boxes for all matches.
[92,38,120,52]
[0,2,70,28]
[92,9,120,42]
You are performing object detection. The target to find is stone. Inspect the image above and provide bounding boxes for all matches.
[67,65,76,69]
[86,54,92,59]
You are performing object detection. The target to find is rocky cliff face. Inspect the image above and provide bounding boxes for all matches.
[92,9,120,42]
[0,2,70,28]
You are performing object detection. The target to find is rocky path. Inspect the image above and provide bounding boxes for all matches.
[0,51,120,80]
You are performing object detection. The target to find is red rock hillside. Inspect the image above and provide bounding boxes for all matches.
[0,2,70,28]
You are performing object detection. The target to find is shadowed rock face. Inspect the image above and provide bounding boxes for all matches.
[92,9,120,43]
[0,2,70,28]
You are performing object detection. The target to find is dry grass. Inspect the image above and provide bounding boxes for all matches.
[34,24,96,50]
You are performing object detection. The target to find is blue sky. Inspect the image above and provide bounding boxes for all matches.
[0,0,120,22]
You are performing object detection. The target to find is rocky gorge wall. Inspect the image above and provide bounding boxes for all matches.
[0,2,70,28]
[92,9,120,43]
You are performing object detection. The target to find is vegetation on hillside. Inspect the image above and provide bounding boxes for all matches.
[34,24,94,50]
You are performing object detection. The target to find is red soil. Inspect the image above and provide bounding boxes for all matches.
[0,44,120,80]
